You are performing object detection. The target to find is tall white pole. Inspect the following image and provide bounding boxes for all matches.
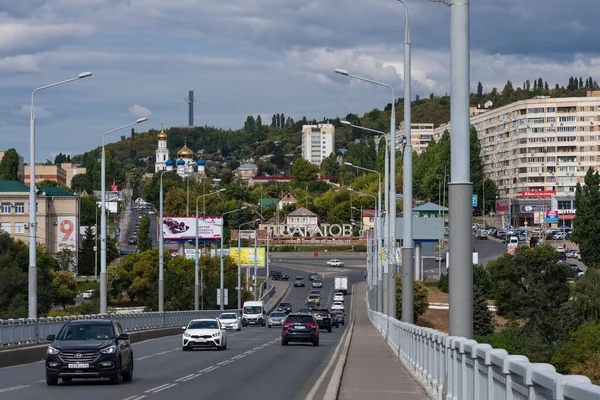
[159,171,165,312]
[195,201,200,311]
[382,135,389,315]
[28,95,37,320]
[220,227,225,310]
[253,232,258,300]
[238,229,242,309]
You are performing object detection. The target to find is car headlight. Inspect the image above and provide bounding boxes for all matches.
[99,345,117,354]
[183,332,191,337]
[47,346,60,355]
[212,332,221,338]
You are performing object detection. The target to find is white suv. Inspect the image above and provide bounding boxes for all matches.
[331,301,344,311]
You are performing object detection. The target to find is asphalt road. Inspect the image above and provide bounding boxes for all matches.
[0,257,364,400]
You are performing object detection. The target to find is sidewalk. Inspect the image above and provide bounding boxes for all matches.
[339,282,429,400]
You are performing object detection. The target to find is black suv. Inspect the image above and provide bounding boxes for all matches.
[312,308,336,332]
[45,320,133,385]
[282,313,319,346]
[270,271,283,280]
[278,302,293,314]
[294,276,305,287]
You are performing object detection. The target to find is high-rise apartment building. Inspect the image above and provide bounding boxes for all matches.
[301,123,335,165]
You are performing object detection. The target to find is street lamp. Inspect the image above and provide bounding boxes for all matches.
[158,170,169,313]
[335,70,397,318]
[100,117,147,314]
[220,206,247,310]
[28,72,92,320]
[239,219,260,309]
[195,189,226,311]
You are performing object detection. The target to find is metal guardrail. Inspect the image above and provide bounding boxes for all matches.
[260,284,275,303]
[365,290,600,400]
[0,309,241,347]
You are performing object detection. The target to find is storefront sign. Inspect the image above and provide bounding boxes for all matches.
[517,190,556,199]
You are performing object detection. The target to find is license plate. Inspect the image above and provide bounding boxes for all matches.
[295,326,306,330]
[68,363,89,369]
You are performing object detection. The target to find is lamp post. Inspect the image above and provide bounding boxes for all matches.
[238,219,260,309]
[158,170,169,313]
[351,206,363,233]
[195,189,226,311]
[336,69,398,319]
[220,207,247,310]
[342,123,386,312]
[28,72,92,320]
[100,117,147,314]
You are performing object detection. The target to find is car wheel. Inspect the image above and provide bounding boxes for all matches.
[313,338,319,346]
[223,341,227,350]
[61,378,72,383]
[237,327,241,331]
[182,346,190,351]
[267,325,271,328]
[110,360,123,384]
[46,376,58,386]
[281,339,288,346]
[327,325,332,333]
[122,358,134,382]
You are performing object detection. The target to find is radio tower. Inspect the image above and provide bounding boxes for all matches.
[184,90,195,127]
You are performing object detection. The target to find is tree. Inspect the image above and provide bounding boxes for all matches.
[137,215,152,251]
[55,248,77,272]
[0,148,20,181]
[78,226,96,276]
[552,321,600,379]
[50,270,78,309]
[322,153,339,182]
[291,158,319,183]
[477,81,483,97]
[470,126,483,190]
[396,276,429,322]
[572,168,600,267]
[473,287,494,336]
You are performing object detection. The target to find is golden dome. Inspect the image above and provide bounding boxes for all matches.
[157,129,167,140]
[177,141,193,158]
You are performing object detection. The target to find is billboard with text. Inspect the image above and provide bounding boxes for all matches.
[57,216,77,252]
[230,247,266,267]
[160,216,223,241]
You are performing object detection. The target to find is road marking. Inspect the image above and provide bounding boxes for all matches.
[135,355,152,361]
[198,366,215,373]
[180,373,202,382]
[232,354,246,360]
[175,373,196,382]
[123,396,147,400]
[152,383,178,393]
[217,360,232,366]
[244,350,254,355]
[155,350,170,355]
[34,379,45,383]
[145,383,171,393]
[0,385,31,393]
[202,366,219,373]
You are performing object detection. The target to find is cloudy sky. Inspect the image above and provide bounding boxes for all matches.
[2,0,600,162]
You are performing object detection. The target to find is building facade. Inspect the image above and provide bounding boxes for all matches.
[0,181,79,256]
[60,163,86,188]
[301,123,335,165]
[24,164,68,186]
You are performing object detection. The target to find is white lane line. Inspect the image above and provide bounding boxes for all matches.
[145,383,171,393]
[135,355,152,361]
[198,366,215,373]
[217,360,232,366]
[131,396,147,400]
[235,354,246,359]
[203,366,220,373]
[122,396,139,400]
[180,373,202,382]
[0,385,31,393]
[231,354,244,360]
[152,383,178,393]
[155,350,170,355]
[175,373,196,382]
[34,379,45,383]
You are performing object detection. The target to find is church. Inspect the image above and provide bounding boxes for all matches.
[154,128,205,178]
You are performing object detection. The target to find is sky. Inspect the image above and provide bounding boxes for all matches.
[2,0,600,162]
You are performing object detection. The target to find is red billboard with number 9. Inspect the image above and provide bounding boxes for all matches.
[57,216,77,251]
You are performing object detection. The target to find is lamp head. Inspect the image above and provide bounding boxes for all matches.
[344,162,353,166]
[218,188,226,192]
[240,206,247,211]
[78,72,92,79]
[136,117,148,123]
[340,120,351,126]
[335,69,349,76]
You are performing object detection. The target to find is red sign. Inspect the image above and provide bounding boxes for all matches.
[516,190,556,199]
[110,183,119,192]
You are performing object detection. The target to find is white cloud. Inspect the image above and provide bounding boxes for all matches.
[128,104,152,118]
[20,104,52,118]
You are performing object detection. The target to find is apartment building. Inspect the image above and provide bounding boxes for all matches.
[0,151,24,181]
[24,164,67,186]
[301,123,335,165]
[397,122,435,154]
[0,180,79,255]
[60,163,86,188]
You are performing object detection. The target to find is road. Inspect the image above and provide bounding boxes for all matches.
[0,256,363,400]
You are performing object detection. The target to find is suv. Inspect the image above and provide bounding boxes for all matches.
[278,302,293,314]
[308,272,320,281]
[312,308,336,332]
[327,259,344,267]
[45,320,133,385]
[294,276,305,287]
[282,313,319,346]
[269,271,289,281]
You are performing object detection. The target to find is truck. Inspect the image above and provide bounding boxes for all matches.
[334,276,348,295]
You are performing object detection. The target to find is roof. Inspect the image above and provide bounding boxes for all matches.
[279,191,297,201]
[412,202,448,212]
[361,209,376,217]
[0,180,29,192]
[287,206,317,217]
[39,186,75,197]
[238,163,257,169]
[260,198,278,208]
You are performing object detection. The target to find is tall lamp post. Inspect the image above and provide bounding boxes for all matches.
[195,189,226,311]
[239,219,260,309]
[158,170,169,313]
[28,72,92,320]
[220,207,247,310]
[100,117,147,314]
[336,69,399,319]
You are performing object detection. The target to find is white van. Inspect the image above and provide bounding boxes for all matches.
[242,301,266,327]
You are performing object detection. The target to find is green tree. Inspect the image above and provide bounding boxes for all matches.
[79,195,98,227]
[55,248,77,271]
[572,168,600,267]
[292,158,319,183]
[0,148,20,181]
[71,173,93,193]
[322,153,339,182]
[477,81,483,97]
[476,325,553,364]
[473,287,494,336]
[50,270,78,309]
[396,276,429,322]
[78,226,96,276]
[552,321,600,377]
[137,215,152,251]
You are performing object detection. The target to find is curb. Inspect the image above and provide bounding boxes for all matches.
[266,282,291,314]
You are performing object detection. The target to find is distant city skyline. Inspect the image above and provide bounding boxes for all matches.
[1,0,599,161]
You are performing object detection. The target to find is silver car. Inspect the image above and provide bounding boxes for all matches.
[312,279,323,288]
[267,311,286,328]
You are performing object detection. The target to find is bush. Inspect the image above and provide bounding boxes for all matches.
[552,321,600,375]
[473,287,495,336]
[396,276,429,322]
[475,325,553,364]
[437,273,448,293]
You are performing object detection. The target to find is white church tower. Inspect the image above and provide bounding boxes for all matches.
[155,126,169,173]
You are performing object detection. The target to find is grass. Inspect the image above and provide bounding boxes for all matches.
[77,280,99,293]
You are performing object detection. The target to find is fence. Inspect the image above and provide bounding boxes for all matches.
[1,309,240,347]
[365,291,600,400]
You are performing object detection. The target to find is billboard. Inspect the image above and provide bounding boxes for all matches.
[230,248,266,267]
[160,216,223,241]
[57,216,77,251]
[546,210,559,223]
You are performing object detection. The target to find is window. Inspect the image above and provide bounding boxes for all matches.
[0,222,10,233]
[14,223,25,234]
[547,117,556,123]
[580,107,585,112]
[14,203,24,214]
[559,116,576,122]
[547,107,556,113]
[1,203,10,214]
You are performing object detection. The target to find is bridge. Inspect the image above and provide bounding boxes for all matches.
[1,255,599,400]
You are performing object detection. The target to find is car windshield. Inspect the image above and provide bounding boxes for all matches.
[280,303,290,307]
[244,306,262,314]
[309,295,318,299]
[270,312,285,318]
[57,323,115,340]
[295,277,303,280]
[188,320,219,330]
[219,314,237,320]
[333,302,343,306]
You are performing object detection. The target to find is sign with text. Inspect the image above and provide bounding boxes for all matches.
[57,216,77,251]
[230,248,266,267]
[271,223,353,237]
[545,210,559,223]
[160,216,223,241]
[184,249,202,260]
[517,190,556,199]
[472,195,478,207]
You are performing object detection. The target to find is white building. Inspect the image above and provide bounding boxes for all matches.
[155,129,169,173]
[301,123,335,165]
[286,207,319,229]
[154,128,203,179]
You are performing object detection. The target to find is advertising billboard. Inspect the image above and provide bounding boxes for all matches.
[160,216,223,241]
[230,248,266,267]
[57,216,77,251]
[545,210,559,223]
